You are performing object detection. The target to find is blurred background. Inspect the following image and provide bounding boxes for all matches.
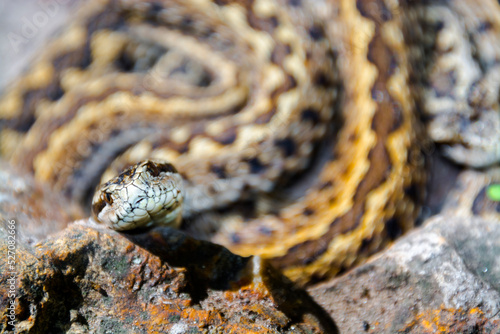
[0,0,77,89]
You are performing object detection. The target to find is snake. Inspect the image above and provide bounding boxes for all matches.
[1,0,499,286]
[91,160,183,230]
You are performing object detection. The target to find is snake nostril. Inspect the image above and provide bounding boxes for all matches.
[92,198,106,217]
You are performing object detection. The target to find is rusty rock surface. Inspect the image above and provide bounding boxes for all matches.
[0,220,337,333]
[308,171,500,333]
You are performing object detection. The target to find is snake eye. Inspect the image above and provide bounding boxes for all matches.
[158,162,177,174]
[147,162,160,177]
[105,192,113,204]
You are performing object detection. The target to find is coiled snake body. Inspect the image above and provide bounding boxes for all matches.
[1,0,499,285]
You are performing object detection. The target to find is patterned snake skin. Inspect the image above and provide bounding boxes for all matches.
[1,0,499,285]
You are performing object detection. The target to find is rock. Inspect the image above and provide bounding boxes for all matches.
[0,221,338,333]
[0,161,83,244]
[308,185,500,333]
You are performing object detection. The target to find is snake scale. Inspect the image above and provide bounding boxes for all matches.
[1,0,499,286]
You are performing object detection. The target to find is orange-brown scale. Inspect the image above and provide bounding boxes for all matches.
[200,0,426,284]
[0,0,424,285]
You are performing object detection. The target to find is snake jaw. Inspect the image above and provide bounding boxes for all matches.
[91,160,183,231]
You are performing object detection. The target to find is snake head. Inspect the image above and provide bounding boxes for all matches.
[91,160,183,231]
